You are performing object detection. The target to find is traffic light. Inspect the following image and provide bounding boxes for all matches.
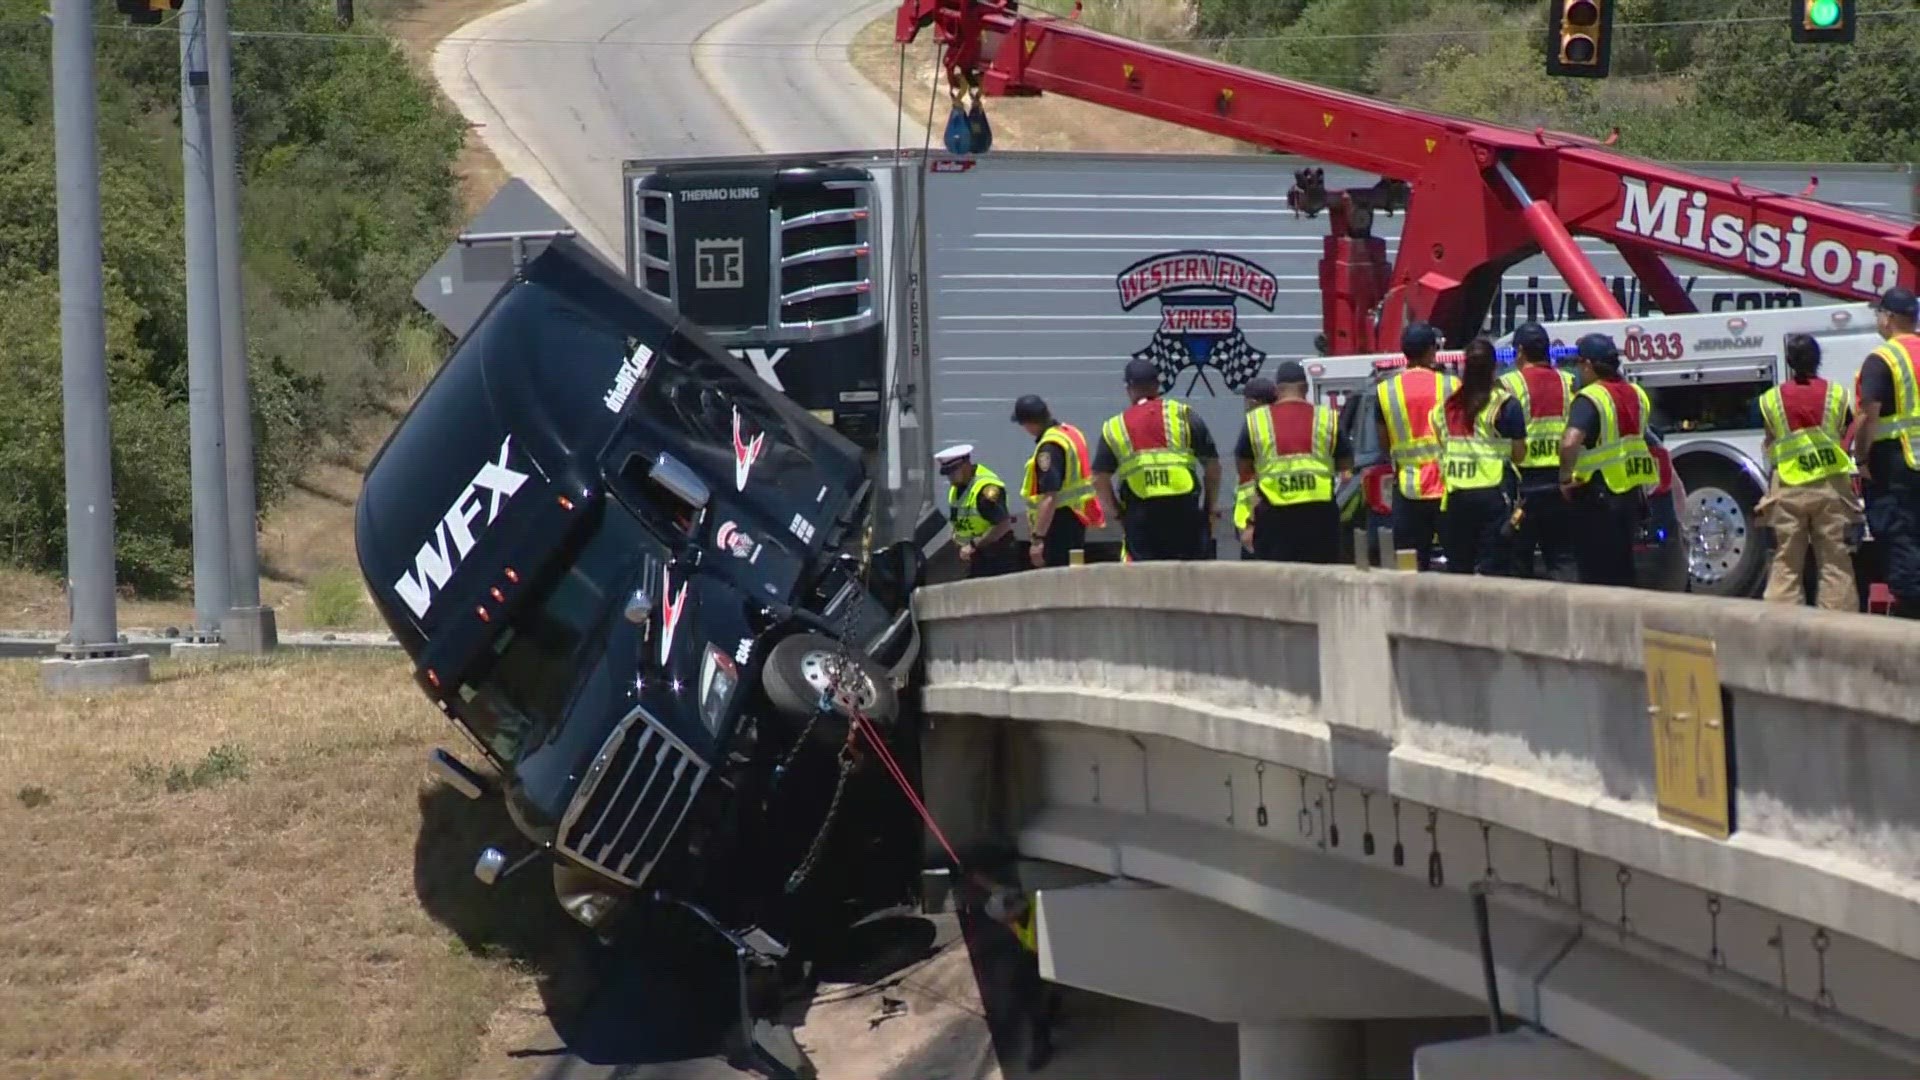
[114,0,177,24]
[1545,0,1614,78]
[1791,0,1855,43]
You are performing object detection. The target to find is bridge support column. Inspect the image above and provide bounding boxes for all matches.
[1238,1019,1362,1079]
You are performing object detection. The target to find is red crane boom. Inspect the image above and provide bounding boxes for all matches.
[896,0,1920,354]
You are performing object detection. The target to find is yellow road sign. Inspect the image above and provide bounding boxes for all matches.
[1643,629,1733,839]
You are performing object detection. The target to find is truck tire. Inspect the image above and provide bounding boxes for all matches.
[761,633,899,745]
[1678,460,1768,598]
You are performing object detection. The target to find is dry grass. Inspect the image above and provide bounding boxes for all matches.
[848,4,1247,155]
[0,651,590,1080]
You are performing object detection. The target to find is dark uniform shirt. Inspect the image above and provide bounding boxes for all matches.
[1091,405,1220,508]
[1031,427,1068,497]
[1858,354,1911,482]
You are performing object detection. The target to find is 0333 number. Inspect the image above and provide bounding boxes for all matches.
[1623,332,1684,362]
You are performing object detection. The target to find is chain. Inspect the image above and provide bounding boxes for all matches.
[1616,867,1634,938]
[1224,773,1236,826]
[1425,808,1444,887]
[1325,779,1341,848]
[1091,762,1101,806]
[1544,840,1560,899]
[1361,791,1375,856]
[786,744,858,893]
[1767,924,1791,1016]
[1254,762,1269,828]
[1296,772,1314,837]
[1479,821,1497,882]
[1813,928,1836,1011]
[1391,798,1405,867]
[1706,895,1725,970]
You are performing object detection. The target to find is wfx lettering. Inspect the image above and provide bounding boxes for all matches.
[731,347,791,391]
[393,436,530,618]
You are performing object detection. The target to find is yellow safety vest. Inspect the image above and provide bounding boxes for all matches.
[1378,369,1460,500]
[1498,366,1577,469]
[1233,481,1256,531]
[1246,402,1338,506]
[1428,389,1514,496]
[1012,905,1036,954]
[1867,336,1920,470]
[1101,399,1199,500]
[1021,423,1099,529]
[1758,381,1852,486]
[1571,382,1660,495]
[947,465,1006,543]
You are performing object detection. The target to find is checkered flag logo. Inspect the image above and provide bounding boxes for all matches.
[1134,329,1268,394]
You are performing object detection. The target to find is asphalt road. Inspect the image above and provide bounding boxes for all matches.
[434,0,918,265]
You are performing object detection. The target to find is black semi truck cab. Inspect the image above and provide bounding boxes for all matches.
[355,238,924,950]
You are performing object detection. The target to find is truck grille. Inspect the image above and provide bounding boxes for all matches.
[776,182,875,331]
[556,708,708,887]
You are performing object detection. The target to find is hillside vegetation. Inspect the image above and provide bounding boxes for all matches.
[0,0,464,598]
[1074,0,1920,162]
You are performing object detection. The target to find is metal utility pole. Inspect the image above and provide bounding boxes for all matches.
[205,0,276,652]
[179,0,232,648]
[44,0,149,691]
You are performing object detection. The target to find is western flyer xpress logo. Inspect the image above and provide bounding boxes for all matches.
[1116,250,1279,395]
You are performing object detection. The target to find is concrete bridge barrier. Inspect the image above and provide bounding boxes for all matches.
[911,563,1920,968]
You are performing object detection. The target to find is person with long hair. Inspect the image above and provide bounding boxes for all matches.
[1756,332,1859,609]
[1430,337,1527,574]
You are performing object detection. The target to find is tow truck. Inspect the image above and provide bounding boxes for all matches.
[886,0,1919,578]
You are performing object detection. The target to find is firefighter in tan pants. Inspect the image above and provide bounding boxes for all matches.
[1757,333,1861,609]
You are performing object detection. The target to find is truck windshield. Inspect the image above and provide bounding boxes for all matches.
[456,505,654,763]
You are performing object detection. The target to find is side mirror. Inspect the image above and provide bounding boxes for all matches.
[648,451,710,512]
[624,588,653,625]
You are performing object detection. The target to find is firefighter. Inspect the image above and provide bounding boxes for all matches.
[1376,322,1459,569]
[936,444,1020,578]
[1852,286,1920,619]
[1236,361,1351,563]
[1431,338,1527,575]
[1232,377,1279,560]
[1092,357,1222,562]
[1755,333,1859,611]
[1499,322,1578,579]
[1558,333,1660,588]
[1013,394,1107,568]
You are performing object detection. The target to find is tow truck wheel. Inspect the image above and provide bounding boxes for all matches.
[1680,461,1767,598]
[761,633,900,746]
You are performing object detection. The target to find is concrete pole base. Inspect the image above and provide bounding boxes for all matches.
[221,605,278,654]
[41,652,152,693]
[171,641,224,659]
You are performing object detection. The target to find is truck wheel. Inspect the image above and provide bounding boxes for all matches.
[1679,461,1767,598]
[761,633,899,745]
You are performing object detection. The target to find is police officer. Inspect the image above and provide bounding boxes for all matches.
[1756,333,1859,610]
[1431,338,1527,575]
[936,444,1020,578]
[1232,377,1279,560]
[1013,394,1107,568]
[1091,358,1221,561]
[1499,322,1578,579]
[1558,333,1660,587]
[1377,322,1459,569]
[1851,287,1920,619]
[1236,362,1351,563]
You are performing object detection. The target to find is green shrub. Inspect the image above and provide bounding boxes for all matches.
[305,569,368,628]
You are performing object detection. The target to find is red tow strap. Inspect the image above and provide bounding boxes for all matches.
[850,712,966,872]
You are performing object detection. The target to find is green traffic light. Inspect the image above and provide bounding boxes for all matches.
[1807,0,1841,27]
